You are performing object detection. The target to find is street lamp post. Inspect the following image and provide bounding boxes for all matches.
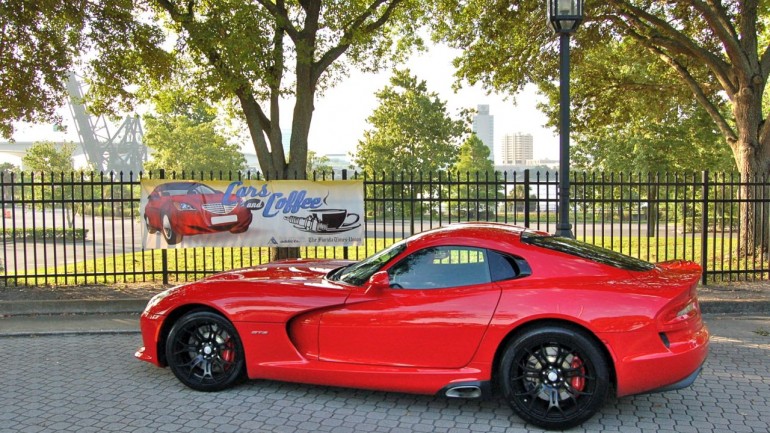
[547,0,583,238]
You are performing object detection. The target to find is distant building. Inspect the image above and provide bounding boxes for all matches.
[501,133,533,165]
[472,105,494,162]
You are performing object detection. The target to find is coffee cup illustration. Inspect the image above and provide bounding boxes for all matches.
[284,209,360,232]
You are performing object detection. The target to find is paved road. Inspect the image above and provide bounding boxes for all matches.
[2,316,769,433]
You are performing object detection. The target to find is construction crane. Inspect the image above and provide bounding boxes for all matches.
[66,73,146,174]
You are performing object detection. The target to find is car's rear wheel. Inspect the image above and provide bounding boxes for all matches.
[165,311,245,392]
[499,326,609,430]
[162,213,182,245]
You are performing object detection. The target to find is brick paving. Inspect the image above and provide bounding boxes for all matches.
[2,332,768,433]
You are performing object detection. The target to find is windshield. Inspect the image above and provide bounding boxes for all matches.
[329,240,408,286]
[520,231,655,271]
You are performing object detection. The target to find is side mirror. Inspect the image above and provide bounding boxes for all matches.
[367,271,391,292]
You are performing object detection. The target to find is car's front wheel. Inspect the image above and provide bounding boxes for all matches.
[165,310,246,392]
[499,325,610,430]
[162,213,182,245]
[145,215,157,234]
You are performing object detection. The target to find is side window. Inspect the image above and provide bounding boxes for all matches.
[388,246,491,289]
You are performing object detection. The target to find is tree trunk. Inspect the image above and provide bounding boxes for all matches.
[732,80,770,256]
[734,147,770,256]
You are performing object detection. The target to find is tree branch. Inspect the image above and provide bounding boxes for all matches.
[254,0,300,40]
[607,0,736,96]
[642,41,737,144]
[312,0,402,83]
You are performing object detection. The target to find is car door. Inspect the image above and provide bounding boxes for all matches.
[317,246,502,369]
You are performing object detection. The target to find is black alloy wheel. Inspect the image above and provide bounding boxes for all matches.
[500,326,610,430]
[165,311,245,392]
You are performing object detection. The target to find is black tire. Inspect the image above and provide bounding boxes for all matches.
[161,213,182,245]
[165,311,246,392]
[499,326,610,430]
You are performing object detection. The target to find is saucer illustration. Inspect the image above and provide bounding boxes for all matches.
[290,223,361,234]
[284,209,360,234]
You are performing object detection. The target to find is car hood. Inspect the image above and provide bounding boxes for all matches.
[144,259,356,321]
[203,258,353,283]
[167,192,231,205]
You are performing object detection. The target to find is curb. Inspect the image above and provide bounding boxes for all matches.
[700,299,770,315]
[0,299,149,316]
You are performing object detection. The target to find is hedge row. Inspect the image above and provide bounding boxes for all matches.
[1,228,89,242]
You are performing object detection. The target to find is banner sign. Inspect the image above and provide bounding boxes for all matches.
[140,179,364,249]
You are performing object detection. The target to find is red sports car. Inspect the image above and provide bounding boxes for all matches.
[136,223,709,430]
[144,181,253,245]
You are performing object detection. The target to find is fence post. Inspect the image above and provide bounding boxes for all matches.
[701,170,709,285]
[342,169,349,260]
[524,169,531,228]
[160,169,169,285]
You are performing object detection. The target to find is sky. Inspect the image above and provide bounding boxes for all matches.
[6,42,559,166]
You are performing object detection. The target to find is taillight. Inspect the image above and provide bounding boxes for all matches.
[659,297,700,330]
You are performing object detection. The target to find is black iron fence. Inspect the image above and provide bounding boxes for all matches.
[1,169,768,286]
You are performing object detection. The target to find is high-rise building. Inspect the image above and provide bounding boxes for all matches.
[501,133,534,165]
[472,104,494,162]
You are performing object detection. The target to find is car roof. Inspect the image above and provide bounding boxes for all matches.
[407,222,531,248]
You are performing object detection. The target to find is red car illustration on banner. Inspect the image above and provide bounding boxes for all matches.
[144,181,253,245]
[135,223,709,429]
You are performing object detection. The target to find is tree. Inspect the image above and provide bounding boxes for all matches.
[75,0,422,183]
[453,133,494,175]
[21,141,79,227]
[0,1,170,138]
[306,151,334,177]
[143,118,246,176]
[0,162,20,203]
[355,69,466,175]
[22,141,75,173]
[452,134,500,219]
[559,40,734,174]
[143,90,246,175]
[355,69,467,221]
[433,0,770,254]
[0,1,86,137]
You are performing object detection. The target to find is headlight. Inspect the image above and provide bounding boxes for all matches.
[174,202,196,211]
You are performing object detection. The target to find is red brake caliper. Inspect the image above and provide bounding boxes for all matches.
[570,356,586,391]
[221,338,235,364]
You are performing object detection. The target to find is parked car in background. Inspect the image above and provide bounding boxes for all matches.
[143,181,253,245]
[136,222,709,429]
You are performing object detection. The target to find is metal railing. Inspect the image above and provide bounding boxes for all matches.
[1,169,768,286]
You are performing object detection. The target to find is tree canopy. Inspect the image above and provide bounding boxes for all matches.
[22,141,76,173]
[2,0,422,181]
[0,1,171,138]
[142,118,246,176]
[142,88,245,175]
[453,133,494,175]
[433,0,770,252]
[355,69,467,175]
[95,0,421,180]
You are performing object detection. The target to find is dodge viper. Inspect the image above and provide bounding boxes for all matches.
[136,223,709,429]
[144,181,253,245]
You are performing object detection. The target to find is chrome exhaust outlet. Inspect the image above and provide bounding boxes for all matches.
[445,385,482,399]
